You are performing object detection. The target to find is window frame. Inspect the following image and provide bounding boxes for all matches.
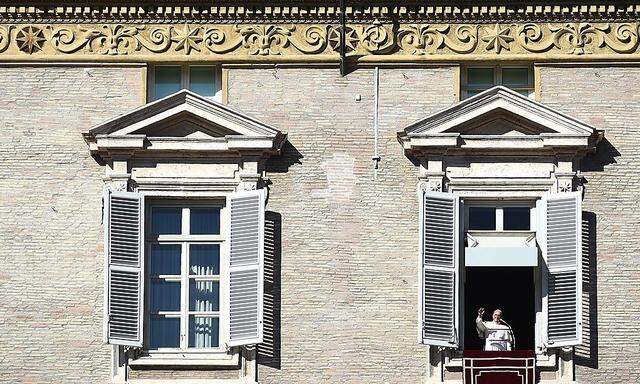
[143,199,229,358]
[461,64,534,100]
[464,200,537,232]
[148,64,222,102]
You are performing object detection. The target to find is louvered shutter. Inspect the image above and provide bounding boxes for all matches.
[103,190,145,347]
[227,189,265,347]
[541,192,582,347]
[419,190,460,347]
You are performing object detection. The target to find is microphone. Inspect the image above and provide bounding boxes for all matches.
[499,319,516,350]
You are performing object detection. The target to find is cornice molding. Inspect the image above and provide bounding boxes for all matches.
[3,3,640,24]
[2,21,640,61]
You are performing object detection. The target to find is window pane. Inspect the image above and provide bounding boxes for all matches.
[189,67,216,98]
[150,316,180,349]
[468,207,496,230]
[502,68,529,87]
[190,207,220,235]
[151,207,182,235]
[154,66,181,99]
[467,68,495,87]
[503,207,531,230]
[150,244,181,275]
[189,316,219,348]
[151,280,181,312]
[189,280,219,312]
[190,244,220,275]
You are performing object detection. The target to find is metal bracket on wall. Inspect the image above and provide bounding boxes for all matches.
[339,0,347,76]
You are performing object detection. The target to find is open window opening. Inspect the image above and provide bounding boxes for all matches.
[463,201,538,352]
[464,266,536,351]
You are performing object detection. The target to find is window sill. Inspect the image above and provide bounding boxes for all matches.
[129,350,239,367]
[444,350,557,369]
[123,379,252,384]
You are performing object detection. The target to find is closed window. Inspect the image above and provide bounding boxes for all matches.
[150,65,222,102]
[462,65,533,99]
[466,204,533,231]
[147,203,224,350]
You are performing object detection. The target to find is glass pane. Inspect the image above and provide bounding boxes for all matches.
[190,207,220,235]
[190,244,220,275]
[468,207,496,230]
[150,316,180,349]
[151,280,181,312]
[503,207,531,230]
[189,67,216,98]
[150,244,181,275]
[151,207,182,235]
[467,68,495,87]
[502,67,529,87]
[154,66,182,100]
[189,316,219,348]
[189,280,219,312]
[465,90,483,98]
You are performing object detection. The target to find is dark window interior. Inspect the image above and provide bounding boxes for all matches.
[464,267,536,350]
[468,207,496,230]
[503,207,531,230]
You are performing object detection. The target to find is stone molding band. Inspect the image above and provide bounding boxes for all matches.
[3,3,640,24]
[2,22,640,61]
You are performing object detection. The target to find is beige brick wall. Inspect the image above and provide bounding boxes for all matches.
[227,66,458,383]
[539,65,640,384]
[2,63,636,384]
[0,65,144,384]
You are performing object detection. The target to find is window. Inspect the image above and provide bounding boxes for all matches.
[150,64,222,102]
[466,204,532,231]
[461,65,533,99]
[147,203,224,351]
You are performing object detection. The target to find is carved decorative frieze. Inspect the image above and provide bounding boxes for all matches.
[0,22,639,61]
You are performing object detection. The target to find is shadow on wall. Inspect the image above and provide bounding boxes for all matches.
[581,138,620,172]
[574,136,619,369]
[575,211,598,369]
[258,211,282,370]
[257,138,302,371]
[265,141,304,174]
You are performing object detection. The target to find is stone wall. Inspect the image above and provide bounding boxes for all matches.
[539,65,640,384]
[227,66,458,383]
[0,63,637,384]
[0,65,144,384]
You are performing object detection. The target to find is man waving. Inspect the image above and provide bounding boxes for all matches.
[476,307,513,351]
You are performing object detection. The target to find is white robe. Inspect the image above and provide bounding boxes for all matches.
[476,317,513,351]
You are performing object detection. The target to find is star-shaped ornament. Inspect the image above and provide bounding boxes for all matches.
[172,25,203,55]
[482,24,514,54]
[16,26,46,54]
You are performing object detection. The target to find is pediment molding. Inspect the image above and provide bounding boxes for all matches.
[84,90,286,160]
[399,86,600,154]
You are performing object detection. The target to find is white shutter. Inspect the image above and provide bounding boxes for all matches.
[103,190,145,347]
[541,192,582,347]
[227,189,265,347]
[419,190,460,347]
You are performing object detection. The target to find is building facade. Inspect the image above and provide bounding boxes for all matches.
[0,2,639,383]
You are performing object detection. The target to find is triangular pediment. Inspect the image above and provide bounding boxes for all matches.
[134,111,239,138]
[444,110,556,136]
[399,86,599,152]
[86,89,281,138]
[84,90,286,157]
